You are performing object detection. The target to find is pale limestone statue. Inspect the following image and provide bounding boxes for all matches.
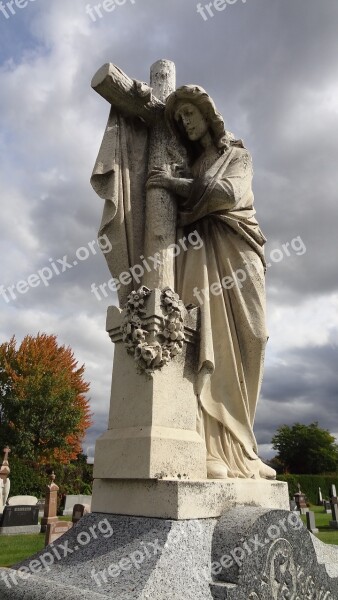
[91,63,275,484]
[0,447,11,513]
[148,86,275,480]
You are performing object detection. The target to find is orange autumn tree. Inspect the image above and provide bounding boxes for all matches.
[0,334,92,465]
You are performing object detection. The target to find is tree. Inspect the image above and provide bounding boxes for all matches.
[0,334,92,465]
[272,422,338,474]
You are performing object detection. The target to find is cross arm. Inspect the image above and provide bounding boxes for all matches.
[91,63,164,124]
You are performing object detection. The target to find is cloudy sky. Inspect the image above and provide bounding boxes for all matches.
[0,0,337,463]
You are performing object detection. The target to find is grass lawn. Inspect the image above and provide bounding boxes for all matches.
[0,509,337,569]
[0,533,45,568]
[0,516,73,568]
[301,504,338,545]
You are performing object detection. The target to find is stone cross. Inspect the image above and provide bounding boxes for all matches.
[91,60,177,290]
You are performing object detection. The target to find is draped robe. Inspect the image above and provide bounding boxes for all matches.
[176,144,268,477]
[91,107,269,477]
[90,108,149,306]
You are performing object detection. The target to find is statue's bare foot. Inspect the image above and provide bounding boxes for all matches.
[257,460,276,480]
[207,459,228,479]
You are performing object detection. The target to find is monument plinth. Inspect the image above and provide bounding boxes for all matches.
[92,288,207,489]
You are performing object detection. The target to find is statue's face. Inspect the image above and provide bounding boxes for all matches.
[174,102,208,141]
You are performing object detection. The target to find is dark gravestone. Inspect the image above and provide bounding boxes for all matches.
[324,500,332,514]
[0,505,40,535]
[306,510,318,533]
[330,503,338,529]
[72,503,91,524]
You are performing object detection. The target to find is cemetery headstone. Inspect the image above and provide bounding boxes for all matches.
[317,486,323,505]
[45,521,73,547]
[294,483,308,514]
[36,499,45,516]
[72,503,91,524]
[41,471,59,533]
[330,484,337,498]
[0,504,39,535]
[330,503,338,529]
[323,500,331,514]
[289,499,297,511]
[306,511,318,534]
[61,494,92,516]
[8,495,38,506]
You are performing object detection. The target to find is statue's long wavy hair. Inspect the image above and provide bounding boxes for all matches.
[165,85,237,165]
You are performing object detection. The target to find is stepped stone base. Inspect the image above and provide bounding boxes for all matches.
[1,509,338,599]
[92,478,290,519]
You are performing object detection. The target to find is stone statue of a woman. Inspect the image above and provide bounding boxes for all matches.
[148,85,276,480]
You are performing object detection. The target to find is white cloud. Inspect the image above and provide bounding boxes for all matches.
[1,0,337,462]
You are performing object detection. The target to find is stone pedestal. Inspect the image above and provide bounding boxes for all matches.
[92,289,291,518]
[93,290,207,514]
[92,478,290,519]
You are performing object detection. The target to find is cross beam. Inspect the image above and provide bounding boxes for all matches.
[91,59,177,290]
[91,63,164,124]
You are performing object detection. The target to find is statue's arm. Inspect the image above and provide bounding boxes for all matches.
[205,151,253,210]
[147,170,193,199]
[170,177,194,198]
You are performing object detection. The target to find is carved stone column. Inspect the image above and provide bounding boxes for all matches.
[92,289,207,490]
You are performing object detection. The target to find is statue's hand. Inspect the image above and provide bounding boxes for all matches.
[147,168,174,191]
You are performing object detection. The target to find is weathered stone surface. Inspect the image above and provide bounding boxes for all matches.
[0,509,337,599]
[93,291,207,489]
[92,478,289,519]
[210,507,338,599]
[90,60,276,488]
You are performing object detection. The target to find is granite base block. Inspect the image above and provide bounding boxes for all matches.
[0,508,338,599]
[0,525,41,536]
